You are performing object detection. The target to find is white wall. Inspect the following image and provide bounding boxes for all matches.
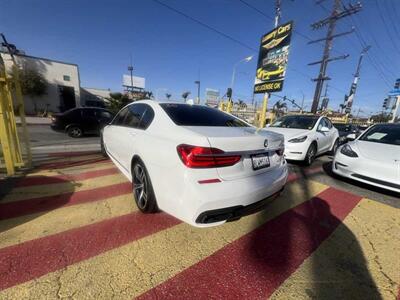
[1,53,80,115]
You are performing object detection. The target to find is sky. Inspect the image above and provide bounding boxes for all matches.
[1,0,399,116]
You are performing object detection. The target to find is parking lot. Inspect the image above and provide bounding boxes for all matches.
[0,127,399,299]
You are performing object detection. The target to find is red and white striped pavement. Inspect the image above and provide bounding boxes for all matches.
[0,152,399,299]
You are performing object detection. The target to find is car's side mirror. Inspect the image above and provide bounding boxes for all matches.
[320,126,330,132]
[346,133,356,140]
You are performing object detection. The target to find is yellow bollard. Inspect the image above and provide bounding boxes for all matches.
[258,93,269,128]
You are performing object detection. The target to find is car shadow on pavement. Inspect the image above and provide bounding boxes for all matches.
[248,168,382,299]
[0,175,76,234]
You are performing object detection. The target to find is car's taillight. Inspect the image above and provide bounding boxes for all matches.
[177,144,241,168]
[275,147,285,156]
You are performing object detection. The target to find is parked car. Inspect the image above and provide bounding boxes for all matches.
[267,115,340,165]
[333,123,400,193]
[333,123,361,144]
[51,107,114,137]
[102,100,288,227]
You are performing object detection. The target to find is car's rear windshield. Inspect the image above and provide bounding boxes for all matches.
[160,103,249,127]
[270,115,319,130]
[359,125,400,146]
[334,123,352,131]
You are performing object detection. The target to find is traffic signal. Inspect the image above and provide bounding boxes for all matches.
[382,98,388,109]
[226,88,232,99]
[395,78,400,90]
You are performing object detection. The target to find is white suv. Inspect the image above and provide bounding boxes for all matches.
[267,115,340,165]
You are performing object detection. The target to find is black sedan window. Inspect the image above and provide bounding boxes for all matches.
[160,104,249,127]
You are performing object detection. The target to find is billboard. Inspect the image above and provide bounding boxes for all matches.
[123,75,145,89]
[205,88,220,107]
[254,21,293,94]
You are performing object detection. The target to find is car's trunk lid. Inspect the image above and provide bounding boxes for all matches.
[183,126,285,180]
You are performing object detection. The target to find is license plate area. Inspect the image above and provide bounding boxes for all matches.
[251,152,270,170]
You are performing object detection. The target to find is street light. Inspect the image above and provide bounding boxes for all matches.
[230,55,253,100]
[194,80,200,104]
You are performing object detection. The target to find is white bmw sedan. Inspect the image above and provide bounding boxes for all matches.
[101,100,288,227]
[267,115,340,165]
[333,123,400,193]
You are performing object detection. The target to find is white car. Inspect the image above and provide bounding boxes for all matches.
[333,123,400,193]
[102,100,288,227]
[266,115,340,165]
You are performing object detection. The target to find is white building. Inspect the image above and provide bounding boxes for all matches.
[81,87,112,108]
[1,51,81,115]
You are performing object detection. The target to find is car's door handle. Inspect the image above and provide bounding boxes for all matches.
[129,132,137,137]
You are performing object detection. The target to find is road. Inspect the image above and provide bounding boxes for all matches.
[0,124,398,299]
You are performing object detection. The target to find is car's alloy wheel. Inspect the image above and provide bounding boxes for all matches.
[305,144,316,166]
[132,161,157,213]
[68,126,82,138]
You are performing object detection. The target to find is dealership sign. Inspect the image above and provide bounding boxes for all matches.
[254,21,293,94]
[123,75,145,89]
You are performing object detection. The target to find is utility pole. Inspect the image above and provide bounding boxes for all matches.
[128,54,134,92]
[259,0,282,128]
[194,80,200,104]
[342,45,370,114]
[309,0,362,114]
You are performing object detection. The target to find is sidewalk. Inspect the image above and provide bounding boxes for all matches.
[15,116,51,125]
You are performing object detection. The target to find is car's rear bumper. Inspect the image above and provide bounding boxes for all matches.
[195,187,283,224]
[175,162,289,227]
[332,152,400,194]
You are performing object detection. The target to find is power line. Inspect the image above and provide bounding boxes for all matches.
[151,0,347,101]
[309,0,361,113]
[239,0,341,46]
[374,0,400,53]
[151,0,255,52]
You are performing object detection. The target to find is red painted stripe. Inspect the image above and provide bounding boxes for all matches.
[0,212,180,291]
[15,167,119,187]
[36,157,108,170]
[138,187,362,300]
[0,182,131,220]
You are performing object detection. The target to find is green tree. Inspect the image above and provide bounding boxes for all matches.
[107,92,131,113]
[182,91,190,102]
[272,100,287,118]
[19,68,47,113]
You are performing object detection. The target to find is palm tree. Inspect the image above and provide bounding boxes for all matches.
[166,93,172,100]
[182,91,190,102]
[272,100,287,117]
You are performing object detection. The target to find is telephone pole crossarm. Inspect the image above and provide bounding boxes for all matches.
[309,0,362,114]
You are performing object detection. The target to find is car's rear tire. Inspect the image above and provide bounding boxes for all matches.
[67,126,83,138]
[132,160,158,213]
[304,143,317,166]
[331,139,339,155]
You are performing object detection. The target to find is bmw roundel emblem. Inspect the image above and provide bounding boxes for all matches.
[264,139,268,148]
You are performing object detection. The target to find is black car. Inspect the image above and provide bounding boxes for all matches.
[51,107,114,137]
[333,123,361,144]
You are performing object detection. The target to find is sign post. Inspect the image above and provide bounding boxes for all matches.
[254,21,293,128]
